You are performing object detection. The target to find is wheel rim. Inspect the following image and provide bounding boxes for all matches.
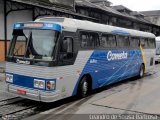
[82,80,88,96]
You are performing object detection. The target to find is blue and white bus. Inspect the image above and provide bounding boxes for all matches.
[6,17,156,102]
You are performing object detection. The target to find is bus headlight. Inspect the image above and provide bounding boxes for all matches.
[34,80,39,88]
[39,81,45,89]
[46,81,55,90]
[6,74,13,83]
[34,79,45,89]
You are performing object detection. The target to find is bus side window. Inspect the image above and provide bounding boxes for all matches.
[81,34,88,47]
[90,33,100,47]
[101,34,116,48]
[130,37,140,48]
[80,32,99,48]
[116,35,129,48]
[80,32,90,48]
[140,38,145,48]
[140,38,149,49]
[101,35,108,48]
[145,38,149,48]
[148,39,156,49]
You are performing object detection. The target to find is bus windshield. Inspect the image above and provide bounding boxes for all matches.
[8,29,60,61]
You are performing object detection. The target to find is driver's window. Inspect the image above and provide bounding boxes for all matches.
[59,36,75,65]
[61,37,73,53]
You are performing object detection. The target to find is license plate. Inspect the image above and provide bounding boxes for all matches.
[17,89,26,95]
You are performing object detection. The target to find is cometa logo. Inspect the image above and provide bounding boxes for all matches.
[107,51,128,61]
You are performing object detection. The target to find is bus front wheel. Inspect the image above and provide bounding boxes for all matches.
[78,76,90,98]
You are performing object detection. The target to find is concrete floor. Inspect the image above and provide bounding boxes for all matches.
[25,64,160,120]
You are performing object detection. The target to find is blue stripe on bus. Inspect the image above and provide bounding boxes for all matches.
[72,49,143,96]
[7,73,56,91]
[111,30,130,35]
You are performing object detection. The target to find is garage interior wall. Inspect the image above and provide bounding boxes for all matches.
[0,0,32,61]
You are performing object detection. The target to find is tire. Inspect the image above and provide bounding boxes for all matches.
[139,64,145,78]
[78,76,90,98]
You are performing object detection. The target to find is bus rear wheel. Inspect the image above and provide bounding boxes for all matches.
[139,64,145,78]
[78,76,90,98]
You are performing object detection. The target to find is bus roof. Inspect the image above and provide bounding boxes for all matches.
[35,17,155,39]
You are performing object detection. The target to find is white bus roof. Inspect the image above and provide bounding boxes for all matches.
[35,17,155,39]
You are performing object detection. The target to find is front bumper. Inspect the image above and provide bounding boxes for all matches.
[6,84,60,102]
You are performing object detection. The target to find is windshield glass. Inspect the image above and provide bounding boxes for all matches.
[8,29,60,61]
[32,30,55,57]
[156,41,160,55]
